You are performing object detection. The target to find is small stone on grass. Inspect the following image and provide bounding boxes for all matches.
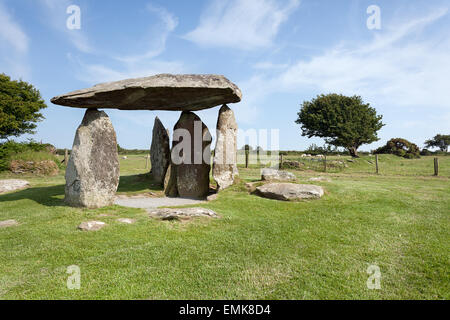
[0,219,19,228]
[78,221,106,231]
[117,218,136,224]
[148,207,219,221]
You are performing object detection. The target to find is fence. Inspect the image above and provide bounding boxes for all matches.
[236,152,449,177]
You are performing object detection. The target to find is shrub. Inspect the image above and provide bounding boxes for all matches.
[0,140,57,171]
[420,149,432,156]
[373,138,420,159]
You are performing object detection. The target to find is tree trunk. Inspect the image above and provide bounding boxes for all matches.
[348,147,359,158]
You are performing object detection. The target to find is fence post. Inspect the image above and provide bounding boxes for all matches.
[245,151,249,168]
[375,154,379,174]
[64,149,69,164]
[434,157,439,176]
[279,153,283,169]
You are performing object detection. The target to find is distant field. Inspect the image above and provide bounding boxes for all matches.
[0,154,448,299]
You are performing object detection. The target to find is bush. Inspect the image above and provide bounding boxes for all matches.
[0,140,56,171]
[373,138,420,159]
[420,149,432,156]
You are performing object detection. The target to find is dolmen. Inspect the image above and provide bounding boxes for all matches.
[51,74,242,208]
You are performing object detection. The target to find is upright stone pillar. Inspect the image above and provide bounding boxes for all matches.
[65,109,120,208]
[213,104,238,190]
[150,116,170,186]
[165,111,211,198]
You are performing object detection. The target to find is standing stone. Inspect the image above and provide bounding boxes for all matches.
[213,104,238,190]
[164,164,178,197]
[165,111,211,198]
[150,117,170,186]
[65,109,120,208]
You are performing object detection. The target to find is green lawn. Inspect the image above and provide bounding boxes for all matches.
[0,154,448,299]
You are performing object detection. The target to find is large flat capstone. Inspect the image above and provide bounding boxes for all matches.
[50,74,242,111]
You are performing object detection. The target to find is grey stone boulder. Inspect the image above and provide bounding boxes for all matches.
[51,74,242,111]
[261,168,296,181]
[165,111,212,199]
[78,221,107,231]
[65,109,120,208]
[0,179,30,194]
[213,104,238,191]
[150,116,170,186]
[256,183,324,201]
[147,207,219,221]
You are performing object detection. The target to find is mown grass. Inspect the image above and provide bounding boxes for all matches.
[0,154,448,299]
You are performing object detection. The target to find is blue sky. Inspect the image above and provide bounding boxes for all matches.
[0,0,449,151]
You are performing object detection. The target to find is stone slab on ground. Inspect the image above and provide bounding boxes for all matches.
[261,168,296,181]
[0,219,19,228]
[78,221,106,231]
[256,183,324,201]
[51,74,242,111]
[117,218,136,224]
[147,207,219,221]
[114,196,205,209]
[0,180,30,194]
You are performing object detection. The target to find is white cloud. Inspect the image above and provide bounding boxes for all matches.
[61,3,183,85]
[0,2,30,79]
[252,61,289,70]
[115,4,179,64]
[0,2,28,53]
[38,0,94,53]
[184,0,300,50]
[245,7,450,113]
[277,8,450,110]
[68,54,186,85]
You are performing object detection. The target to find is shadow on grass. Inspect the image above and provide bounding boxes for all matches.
[0,184,65,207]
[116,173,163,194]
[0,173,163,207]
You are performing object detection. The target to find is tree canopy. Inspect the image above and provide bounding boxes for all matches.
[373,138,420,159]
[295,94,384,157]
[0,73,47,140]
[424,134,449,152]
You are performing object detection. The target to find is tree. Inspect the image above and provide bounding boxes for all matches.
[373,138,420,159]
[295,94,384,157]
[424,134,450,152]
[0,74,47,140]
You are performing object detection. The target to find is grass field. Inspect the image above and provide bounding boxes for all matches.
[0,154,449,299]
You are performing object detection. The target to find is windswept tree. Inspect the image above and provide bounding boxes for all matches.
[295,94,384,157]
[0,73,47,140]
[424,134,450,152]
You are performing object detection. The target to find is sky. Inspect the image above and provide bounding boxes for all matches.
[0,0,449,151]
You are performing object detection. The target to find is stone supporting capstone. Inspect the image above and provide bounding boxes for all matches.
[212,104,238,190]
[150,117,170,186]
[65,109,120,208]
[165,111,212,199]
